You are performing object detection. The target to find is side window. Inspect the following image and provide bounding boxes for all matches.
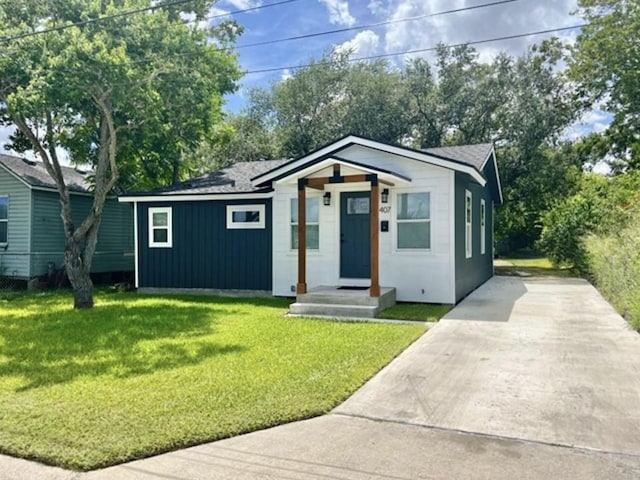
[480,199,486,255]
[290,197,319,250]
[148,207,172,248]
[465,190,472,258]
[0,196,7,244]
[396,192,431,249]
[226,205,265,229]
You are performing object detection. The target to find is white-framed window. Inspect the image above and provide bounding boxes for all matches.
[480,199,486,255]
[0,196,7,244]
[226,204,265,229]
[465,190,472,258]
[148,207,172,248]
[291,197,319,250]
[396,192,431,250]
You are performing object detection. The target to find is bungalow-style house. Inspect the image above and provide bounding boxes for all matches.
[0,154,134,283]
[119,136,502,313]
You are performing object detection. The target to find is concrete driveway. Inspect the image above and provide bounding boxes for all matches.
[4,276,640,479]
[335,275,640,455]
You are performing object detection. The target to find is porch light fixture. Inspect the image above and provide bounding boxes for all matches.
[381,188,389,204]
[323,192,332,206]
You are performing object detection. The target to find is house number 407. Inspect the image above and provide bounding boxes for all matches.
[379,206,391,214]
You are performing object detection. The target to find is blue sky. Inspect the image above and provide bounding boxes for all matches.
[216,0,593,111]
[0,0,612,158]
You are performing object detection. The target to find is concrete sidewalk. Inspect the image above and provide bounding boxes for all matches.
[3,276,640,479]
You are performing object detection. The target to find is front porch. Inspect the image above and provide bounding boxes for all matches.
[289,285,396,318]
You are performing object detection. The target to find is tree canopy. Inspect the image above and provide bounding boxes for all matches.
[570,0,640,170]
[0,0,241,307]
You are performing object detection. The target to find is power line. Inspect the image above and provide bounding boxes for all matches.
[245,24,587,75]
[0,0,196,44]
[235,0,522,51]
[0,0,305,45]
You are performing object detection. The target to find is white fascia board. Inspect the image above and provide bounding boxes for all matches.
[274,157,412,186]
[477,146,503,204]
[253,135,486,188]
[353,138,487,186]
[251,136,361,186]
[492,151,504,204]
[0,162,33,189]
[118,192,273,203]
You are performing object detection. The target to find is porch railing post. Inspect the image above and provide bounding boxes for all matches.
[297,179,307,294]
[370,176,380,297]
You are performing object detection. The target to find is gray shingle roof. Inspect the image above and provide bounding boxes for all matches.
[422,143,494,171]
[140,159,289,195]
[0,153,91,193]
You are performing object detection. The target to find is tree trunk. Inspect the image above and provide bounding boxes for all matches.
[65,239,94,309]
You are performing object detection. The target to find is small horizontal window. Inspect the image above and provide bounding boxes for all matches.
[226,205,266,229]
[149,207,172,248]
[0,196,8,244]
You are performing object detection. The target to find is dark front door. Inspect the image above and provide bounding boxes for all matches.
[340,191,371,278]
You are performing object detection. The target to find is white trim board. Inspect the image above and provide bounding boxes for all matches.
[119,192,273,203]
[252,136,487,188]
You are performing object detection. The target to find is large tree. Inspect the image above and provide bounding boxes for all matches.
[570,0,640,170]
[0,0,241,307]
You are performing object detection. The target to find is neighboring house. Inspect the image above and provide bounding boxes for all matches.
[119,136,502,304]
[0,154,134,281]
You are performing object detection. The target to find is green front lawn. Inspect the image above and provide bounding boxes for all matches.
[377,303,452,322]
[495,255,574,277]
[0,291,425,470]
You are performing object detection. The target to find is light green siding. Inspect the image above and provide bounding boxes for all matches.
[30,191,134,276]
[0,167,32,279]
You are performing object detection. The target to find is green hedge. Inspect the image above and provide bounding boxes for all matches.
[585,210,640,331]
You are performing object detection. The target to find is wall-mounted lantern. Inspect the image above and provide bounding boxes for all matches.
[381,188,389,204]
[323,191,332,206]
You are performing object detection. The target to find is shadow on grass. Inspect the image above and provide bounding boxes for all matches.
[0,297,247,391]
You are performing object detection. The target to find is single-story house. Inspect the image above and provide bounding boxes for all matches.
[119,136,502,305]
[0,154,134,282]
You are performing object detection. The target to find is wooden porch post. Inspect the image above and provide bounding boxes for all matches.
[370,176,380,297]
[297,179,307,294]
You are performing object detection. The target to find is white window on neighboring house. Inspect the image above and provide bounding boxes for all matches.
[397,192,431,250]
[465,190,472,258]
[226,205,265,229]
[0,196,7,244]
[290,197,319,250]
[149,207,172,248]
[480,199,486,255]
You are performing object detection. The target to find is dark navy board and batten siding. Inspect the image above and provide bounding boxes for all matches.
[454,171,494,302]
[137,200,272,291]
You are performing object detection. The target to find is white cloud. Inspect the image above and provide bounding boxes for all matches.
[564,108,612,141]
[220,0,262,10]
[334,30,380,59]
[374,0,581,66]
[318,0,356,27]
[281,68,293,81]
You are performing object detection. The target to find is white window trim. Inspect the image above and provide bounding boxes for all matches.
[395,191,432,251]
[0,196,8,245]
[465,190,472,259]
[290,196,320,251]
[148,207,173,248]
[226,204,265,229]
[480,198,486,255]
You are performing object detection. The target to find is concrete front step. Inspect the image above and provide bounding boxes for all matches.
[296,286,396,307]
[290,286,397,318]
[289,302,379,318]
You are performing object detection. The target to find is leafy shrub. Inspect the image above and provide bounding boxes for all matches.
[585,209,640,331]
[538,172,640,271]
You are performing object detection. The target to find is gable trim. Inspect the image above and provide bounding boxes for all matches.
[252,136,487,187]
